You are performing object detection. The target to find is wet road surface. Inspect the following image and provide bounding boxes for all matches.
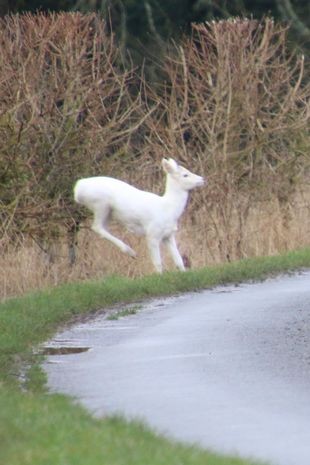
[43,271,310,465]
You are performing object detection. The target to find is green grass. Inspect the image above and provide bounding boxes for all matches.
[0,389,254,465]
[1,247,310,465]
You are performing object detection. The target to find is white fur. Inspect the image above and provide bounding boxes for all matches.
[74,158,204,273]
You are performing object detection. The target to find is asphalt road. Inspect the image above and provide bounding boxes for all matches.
[43,271,310,465]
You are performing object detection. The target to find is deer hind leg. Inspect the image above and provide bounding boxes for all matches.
[91,207,136,258]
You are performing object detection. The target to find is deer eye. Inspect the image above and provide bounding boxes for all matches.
[183,174,189,178]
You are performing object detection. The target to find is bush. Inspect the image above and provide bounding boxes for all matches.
[145,19,309,196]
[142,19,309,258]
[0,12,145,250]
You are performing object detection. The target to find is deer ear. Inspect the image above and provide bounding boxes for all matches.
[162,158,178,174]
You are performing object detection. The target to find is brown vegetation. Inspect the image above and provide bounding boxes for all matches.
[0,13,309,299]
[0,13,147,247]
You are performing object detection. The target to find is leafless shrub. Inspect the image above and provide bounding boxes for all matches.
[0,12,147,257]
[143,18,309,259]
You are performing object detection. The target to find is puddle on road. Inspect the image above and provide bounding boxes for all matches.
[41,347,90,355]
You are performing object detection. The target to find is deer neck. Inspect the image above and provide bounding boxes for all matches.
[163,176,189,219]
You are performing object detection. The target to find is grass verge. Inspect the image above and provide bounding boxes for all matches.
[1,247,310,465]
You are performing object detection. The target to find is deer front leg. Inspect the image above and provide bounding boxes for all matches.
[147,236,163,273]
[164,234,185,271]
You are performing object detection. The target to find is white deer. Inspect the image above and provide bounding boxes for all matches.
[74,158,204,273]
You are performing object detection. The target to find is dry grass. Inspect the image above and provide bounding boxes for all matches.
[1,188,309,301]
